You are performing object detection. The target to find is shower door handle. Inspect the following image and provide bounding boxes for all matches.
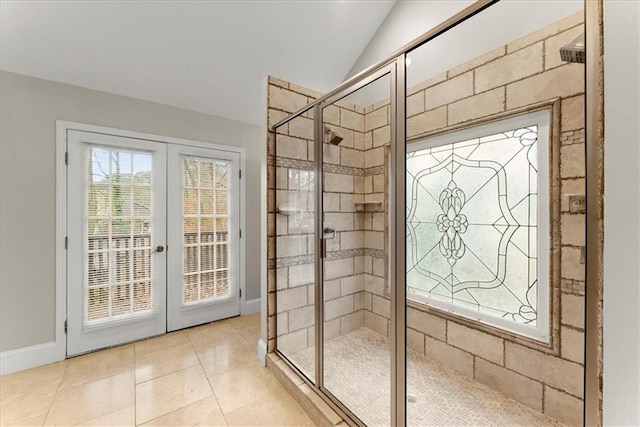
[322,221,335,239]
[320,238,327,259]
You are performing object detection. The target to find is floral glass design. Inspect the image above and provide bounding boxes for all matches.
[407,125,539,327]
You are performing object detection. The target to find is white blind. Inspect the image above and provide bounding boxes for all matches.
[84,145,158,325]
[182,156,231,304]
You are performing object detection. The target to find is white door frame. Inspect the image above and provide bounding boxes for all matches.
[56,120,246,357]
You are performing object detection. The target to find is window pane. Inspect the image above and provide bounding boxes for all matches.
[85,147,154,323]
[181,156,233,304]
[133,282,151,312]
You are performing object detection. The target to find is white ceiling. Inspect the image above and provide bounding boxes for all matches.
[0,0,395,125]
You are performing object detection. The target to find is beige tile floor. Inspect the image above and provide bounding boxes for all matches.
[0,314,315,427]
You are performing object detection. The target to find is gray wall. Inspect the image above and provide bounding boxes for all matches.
[344,0,474,80]
[603,1,640,424]
[343,0,582,106]
[0,70,263,352]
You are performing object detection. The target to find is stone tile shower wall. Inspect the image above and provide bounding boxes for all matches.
[266,11,585,426]
[267,78,312,356]
[321,101,369,344]
[360,100,391,337]
[268,79,369,360]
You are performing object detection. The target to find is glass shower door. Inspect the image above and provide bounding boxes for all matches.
[274,114,318,384]
[319,71,393,425]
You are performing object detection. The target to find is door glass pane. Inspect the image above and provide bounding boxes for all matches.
[405,2,585,425]
[86,146,153,322]
[182,157,231,304]
[322,73,391,426]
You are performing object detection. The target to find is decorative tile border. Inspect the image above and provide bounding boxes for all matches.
[323,163,364,176]
[276,248,386,269]
[561,279,586,296]
[364,165,385,176]
[276,157,313,170]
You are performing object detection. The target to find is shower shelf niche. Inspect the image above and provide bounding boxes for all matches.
[354,201,383,213]
[277,203,309,216]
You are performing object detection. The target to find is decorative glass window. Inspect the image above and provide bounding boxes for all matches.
[406,110,550,341]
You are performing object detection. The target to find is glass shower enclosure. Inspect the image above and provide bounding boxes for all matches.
[271,0,593,425]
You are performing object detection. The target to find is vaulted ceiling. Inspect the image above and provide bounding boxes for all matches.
[0,1,395,125]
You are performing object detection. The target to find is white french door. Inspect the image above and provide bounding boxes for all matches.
[67,131,167,355]
[66,129,240,356]
[167,145,241,331]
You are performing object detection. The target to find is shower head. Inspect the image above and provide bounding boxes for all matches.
[325,128,344,145]
[559,33,585,64]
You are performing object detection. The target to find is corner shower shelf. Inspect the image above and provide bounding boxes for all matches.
[277,203,308,216]
[354,201,383,213]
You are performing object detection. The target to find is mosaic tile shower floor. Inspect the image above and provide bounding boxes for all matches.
[290,327,563,426]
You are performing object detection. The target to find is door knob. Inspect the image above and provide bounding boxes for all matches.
[155,245,165,253]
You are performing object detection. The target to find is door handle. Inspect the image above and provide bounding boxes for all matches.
[155,245,165,253]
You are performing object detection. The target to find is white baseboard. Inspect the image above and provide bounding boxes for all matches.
[1,298,261,375]
[242,298,260,315]
[1,298,260,376]
[257,339,267,366]
[0,341,65,375]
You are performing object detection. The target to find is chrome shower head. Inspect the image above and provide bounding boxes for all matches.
[560,33,585,64]
[325,128,344,145]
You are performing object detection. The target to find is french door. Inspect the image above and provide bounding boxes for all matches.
[166,144,241,331]
[66,130,240,356]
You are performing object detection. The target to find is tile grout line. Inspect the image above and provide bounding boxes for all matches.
[136,394,215,427]
[189,320,283,425]
[134,338,196,366]
[40,361,70,426]
[217,379,312,426]
[134,360,202,387]
[134,343,138,427]
[133,332,191,357]
[133,332,206,424]
[78,404,132,426]
[189,332,229,426]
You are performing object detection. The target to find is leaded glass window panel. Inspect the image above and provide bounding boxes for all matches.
[406,111,550,341]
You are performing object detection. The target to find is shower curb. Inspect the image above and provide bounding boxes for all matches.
[266,353,348,427]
